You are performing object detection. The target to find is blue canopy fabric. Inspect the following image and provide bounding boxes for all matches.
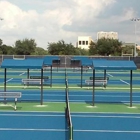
[43,56,60,66]
[71,56,92,66]
[71,56,107,66]
[1,59,44,69]
[92,60,137,70]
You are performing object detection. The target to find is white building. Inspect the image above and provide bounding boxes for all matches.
[97,31,118,40]
[77,36,93,49]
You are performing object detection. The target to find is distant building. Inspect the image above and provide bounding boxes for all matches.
[97,31,118,40]
[136,46,140,50]
[77,36,93,49]
[121,42,135,47]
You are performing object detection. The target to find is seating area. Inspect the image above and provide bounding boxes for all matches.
[0,92,22,110]
[22,79,44,88]
[30,76,49,81]
[89,76,109,80]
[85,79,108,88]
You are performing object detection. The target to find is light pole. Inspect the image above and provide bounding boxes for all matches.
[130,18,140,57]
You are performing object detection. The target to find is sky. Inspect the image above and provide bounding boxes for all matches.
[0,0,140,49]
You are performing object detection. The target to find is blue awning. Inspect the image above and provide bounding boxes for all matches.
[1,59,44,69]
[43,56,60,66]
[92,60,137,70]
[71,56,107,66]
[71,56,91,66]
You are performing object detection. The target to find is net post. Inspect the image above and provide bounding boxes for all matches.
[69,126,73,140]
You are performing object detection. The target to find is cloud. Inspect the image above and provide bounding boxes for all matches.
[0,0,140,49]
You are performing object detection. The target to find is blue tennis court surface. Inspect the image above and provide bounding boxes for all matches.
[0,112,66,140]
[72,113,140,140]
[0,65,140,140]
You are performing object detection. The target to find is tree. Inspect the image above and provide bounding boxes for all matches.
[121,45,134,56]
[0,44,15,54]
[6,46,16,54]
[0,39,15,54]
[96,38,122,56]
[33,47,48,55]
[0,39,2,46]
[47,40,77,55]
[74,47,88,55]
[89,41,98,55]
[14,38,37,55]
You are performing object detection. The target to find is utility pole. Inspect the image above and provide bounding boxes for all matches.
[130,18,140,57]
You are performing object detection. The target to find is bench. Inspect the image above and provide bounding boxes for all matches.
[74,66,90,72]
[30,76,49,81]
[89,77,109,80]
[22,79,44,88]
[85,79,108,88]
[0,92,22,110]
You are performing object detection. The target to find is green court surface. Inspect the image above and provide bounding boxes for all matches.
[1,102,140,114]
[0,102,65,112]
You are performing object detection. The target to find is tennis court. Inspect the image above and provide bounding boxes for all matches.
[72,112,140,140]
[0,57,140,140]
[0,112,66,140]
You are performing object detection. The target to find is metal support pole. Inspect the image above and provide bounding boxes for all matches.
[92,69,95,106]
[81,66,83,88]
[27,69,29,87]
[104,70,106,88]
[51,66,52,87]
[14,98,17,111]
[130,18,140,57]
[4,68,6,104]
[134,22,137,57]
[130,70,132,107]
[27,69,29,79]
[4,68,6,92]
[41,68,43,105]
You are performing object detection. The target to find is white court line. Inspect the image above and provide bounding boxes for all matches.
[94,95,140,98]
[107,73,113,77]
[0,114,64,117]
[122,101,140,103]
[120,79,130,85]
[19,72,25,76]
[22,94,140,98]
[75,129,140,133]
[3,78,13,83]
[72,111,140,115]
[72,115,140,119]
[0,128,66,132]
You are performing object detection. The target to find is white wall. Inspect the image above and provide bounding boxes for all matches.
[78,36,93,49]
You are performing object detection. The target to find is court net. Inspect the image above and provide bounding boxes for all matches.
[65,79,73,140]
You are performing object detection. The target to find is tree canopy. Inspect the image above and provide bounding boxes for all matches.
[89,38,122,56]
[0,37,139,56]
[47,40,88,55]
[14,38,37,55]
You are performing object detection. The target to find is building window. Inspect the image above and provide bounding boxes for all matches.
[86,41,88,45]
[83,41,85,45]
[79,41,81,45]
